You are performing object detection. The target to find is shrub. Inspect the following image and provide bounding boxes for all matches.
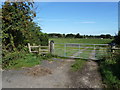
[99,51,120,88]
[113,30,120,46]
[3,52,54,69]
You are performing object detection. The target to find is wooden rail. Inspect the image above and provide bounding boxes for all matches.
[28,43,50,54]
[111,46,120,53]
[28,41,54,54]
[112,48,120,50]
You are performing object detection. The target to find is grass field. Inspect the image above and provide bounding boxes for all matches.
[49,38,112,44]
[49,38,112,59]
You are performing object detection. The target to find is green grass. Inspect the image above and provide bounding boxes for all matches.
[50,38,112,44]
[3,53,54,70]
[7,54,40,69]
[4,53,40,70]
[54,47,64,56]
[99,52,120,88]
[79,48,93,59]
[49,38,111,59]
[5,38,111,69]
[51,38,109,59]
[71,59,86,71]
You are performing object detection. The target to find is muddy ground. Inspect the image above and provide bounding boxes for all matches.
[2,58,103,88]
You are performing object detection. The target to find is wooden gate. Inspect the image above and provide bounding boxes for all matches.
[28,41,54,54]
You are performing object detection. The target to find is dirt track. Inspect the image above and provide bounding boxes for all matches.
[2,58,103,88]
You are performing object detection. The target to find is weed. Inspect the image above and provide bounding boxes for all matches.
[71,59,86,71]
[99,52,120,88]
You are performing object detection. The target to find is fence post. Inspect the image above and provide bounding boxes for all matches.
[94,44,95,51]
[49,41,50,53]
[39,45,41,54]
[112,46,115,53]
[64,44,66,57]
[79,44,80,57]
[28,43,31,53]
[50,40,54,54]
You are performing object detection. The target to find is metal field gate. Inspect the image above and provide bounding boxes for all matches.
[53,43,109,60]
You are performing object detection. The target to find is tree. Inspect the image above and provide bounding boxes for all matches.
[100,34,106,39]
[2,1,49,67]
[62,34,65,38]
[2,1,48,53]
[114,30,120,45]
[75,33,81,38]
[0,8,2,44]
[65,34,75,38]
[106,34,112,39]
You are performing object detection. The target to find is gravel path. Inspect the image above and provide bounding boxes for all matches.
[2,58,103,88]
[69,60,103,88]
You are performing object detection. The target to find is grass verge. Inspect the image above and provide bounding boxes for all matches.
[98,52,120,88]
[71,59,86,71]
[3,52,55,70]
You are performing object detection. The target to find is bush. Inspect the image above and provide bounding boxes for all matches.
[99,51,120,88]
[113,30,120,46]
[39,33,49,46]
[3,52,54,69]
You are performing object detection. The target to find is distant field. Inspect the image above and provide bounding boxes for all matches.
[49,38,113,44]
[49,38,112,59]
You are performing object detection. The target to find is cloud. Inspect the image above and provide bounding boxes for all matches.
[46,19,67,22]
[80,21,96,23]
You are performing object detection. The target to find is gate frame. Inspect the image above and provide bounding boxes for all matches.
[28,41,55,54]
[53,43,109,60]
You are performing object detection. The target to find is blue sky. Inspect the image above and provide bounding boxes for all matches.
[0,1,118,35]
[33,2,118,35]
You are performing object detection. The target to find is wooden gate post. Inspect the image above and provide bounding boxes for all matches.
[39,45,41,54]
[112,46,115,53]
[49,40,54,54]
[28,43,31,53]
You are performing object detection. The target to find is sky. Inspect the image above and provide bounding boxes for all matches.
[118,2,120,30]
[0,1,118,35]
[33,2,118,35]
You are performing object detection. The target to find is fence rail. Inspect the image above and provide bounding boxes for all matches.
[54,43,108,45]
[28,43,50,54]
[28,41,120,60]
[53,43,109,60]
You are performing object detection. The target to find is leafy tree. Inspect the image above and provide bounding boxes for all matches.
[65,34,75,38]
[62,34,65,38]
[2,1,48,57]
[2,1,49,67]
[106,34,112,39]
[48,33,62,38]
[75,33,81,38]
[114,30,120,45]
[100,34,106,39]
[2,1,35,51]
[0,8,2,44]
[2,1,48,52]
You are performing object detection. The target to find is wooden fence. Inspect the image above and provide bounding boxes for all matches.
[111,46,120,53]
[28,41,54,54]
[28,41,120,56]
